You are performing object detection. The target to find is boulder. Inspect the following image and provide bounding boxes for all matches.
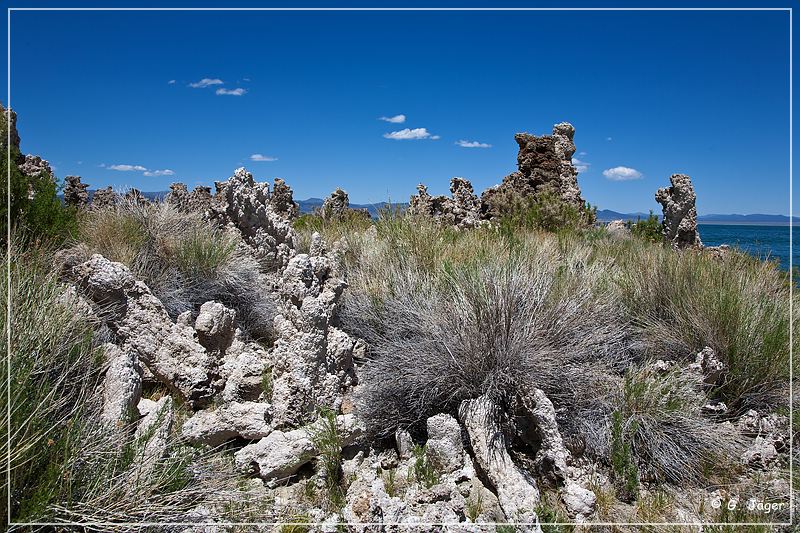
[182,401,272,446]
[194,301,236,353]
[655,173,702,249]
[425,414,465,474]
[605,219,631,240]
[234,413,364,482]
[561,483,596,520]
[519,388,570,486]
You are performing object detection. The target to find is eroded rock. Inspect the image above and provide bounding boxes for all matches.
[100,343,142,428]
[458,395,540,522]
[92,186,118,209]
[425,413,464,474]
[70,254,221,407]
[210,167,297,270]
[182,401,272,446]
[194,301,236,353]
[655,173,702,249]
[64,175,89,208]
[408,178,484,229]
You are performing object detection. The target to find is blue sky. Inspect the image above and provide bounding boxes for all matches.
[4,3,794,215]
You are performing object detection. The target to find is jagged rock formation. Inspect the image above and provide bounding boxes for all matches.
[655,173,702,249]
[319,188,370,221]
[19,154,54,180]
[165,182,190,210]
[182,401,272,446]
[68,254,222,407]
[270,233,356,428]
[64,175,89,208]
[166,183,219,215]
[210,168,298,270]
[0,103,21,158]
[124,188,150,206]
[270,178,300,219]
[92,186,118,208]
[408,178,484,229]
[481,122,584,221]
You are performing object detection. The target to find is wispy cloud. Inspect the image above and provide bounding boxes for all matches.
[456,140,491,148]
[216,87,246,96]
[168,79,176,85]
[379,114,406,124]
[572,158,590,173]
[602,166,642,181]
[189,78,223,88]
[383,127,439,140]
[606,137,613,142]
[143,169,175,177]
[108,164,147,172]
[250,154,278,162]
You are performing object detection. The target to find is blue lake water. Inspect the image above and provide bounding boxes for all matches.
[698,224,797,271]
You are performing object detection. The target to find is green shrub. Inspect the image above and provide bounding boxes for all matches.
[628,210,663,243]
[0,120,77,245]
[496,187,593,233]
[308,408,345,510]
[610,410,639,502]
[409,444,439,488]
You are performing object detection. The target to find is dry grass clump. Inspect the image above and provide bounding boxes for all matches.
[333,213,788,492]
[78,199,278,340]
[608,238,792,412]
[341,224,631,439]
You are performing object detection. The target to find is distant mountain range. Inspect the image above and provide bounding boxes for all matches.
[76,191,798,224]
[596,209,800,225]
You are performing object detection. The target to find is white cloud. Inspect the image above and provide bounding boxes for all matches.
[578,151,587,156]
[109,164,147,172]
[379,114,406,124]
[189,78,223,88]
[168,79,176,84]
[216,87,246,96]
[250,154,278,162]
[143,169,175,177]
[572,158,590,173]
[606,137,613,142]
[383,127,438,140]
[602,166,643,181]
[456,140,491,148]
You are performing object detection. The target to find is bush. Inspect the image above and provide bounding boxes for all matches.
[309,408,345,510]
[627,211,663,243]
[344,231,629,440]
[493,186,595,233]
[613,367,742,486]
[78,200,277,341]
[0,110,77,244]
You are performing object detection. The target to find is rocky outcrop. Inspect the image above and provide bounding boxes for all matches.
[92,186,118,209]
[408,178,484,229]
[738,409,788,469]
[182,401,272,446]
[519,388,570,486]
[124,188,150,206]
[69,254,221,407]
[319,188,370,222]
[655,173,702,249]
[134,396,174,480]
[458,395,540,523]
[165,182,190,210]
[20,154,54,180]
[481,122,584,220]
[189,186,213,213]
[270,234,355,428]
[605,219,631,240]
[64,175,89,208]
[270,178,300,220]
[234,413,364,482]
[219,333,271,403]
[425,414,465,474]
[1,103,21,159]
[100,343,142,428]
[210,168,297,270]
